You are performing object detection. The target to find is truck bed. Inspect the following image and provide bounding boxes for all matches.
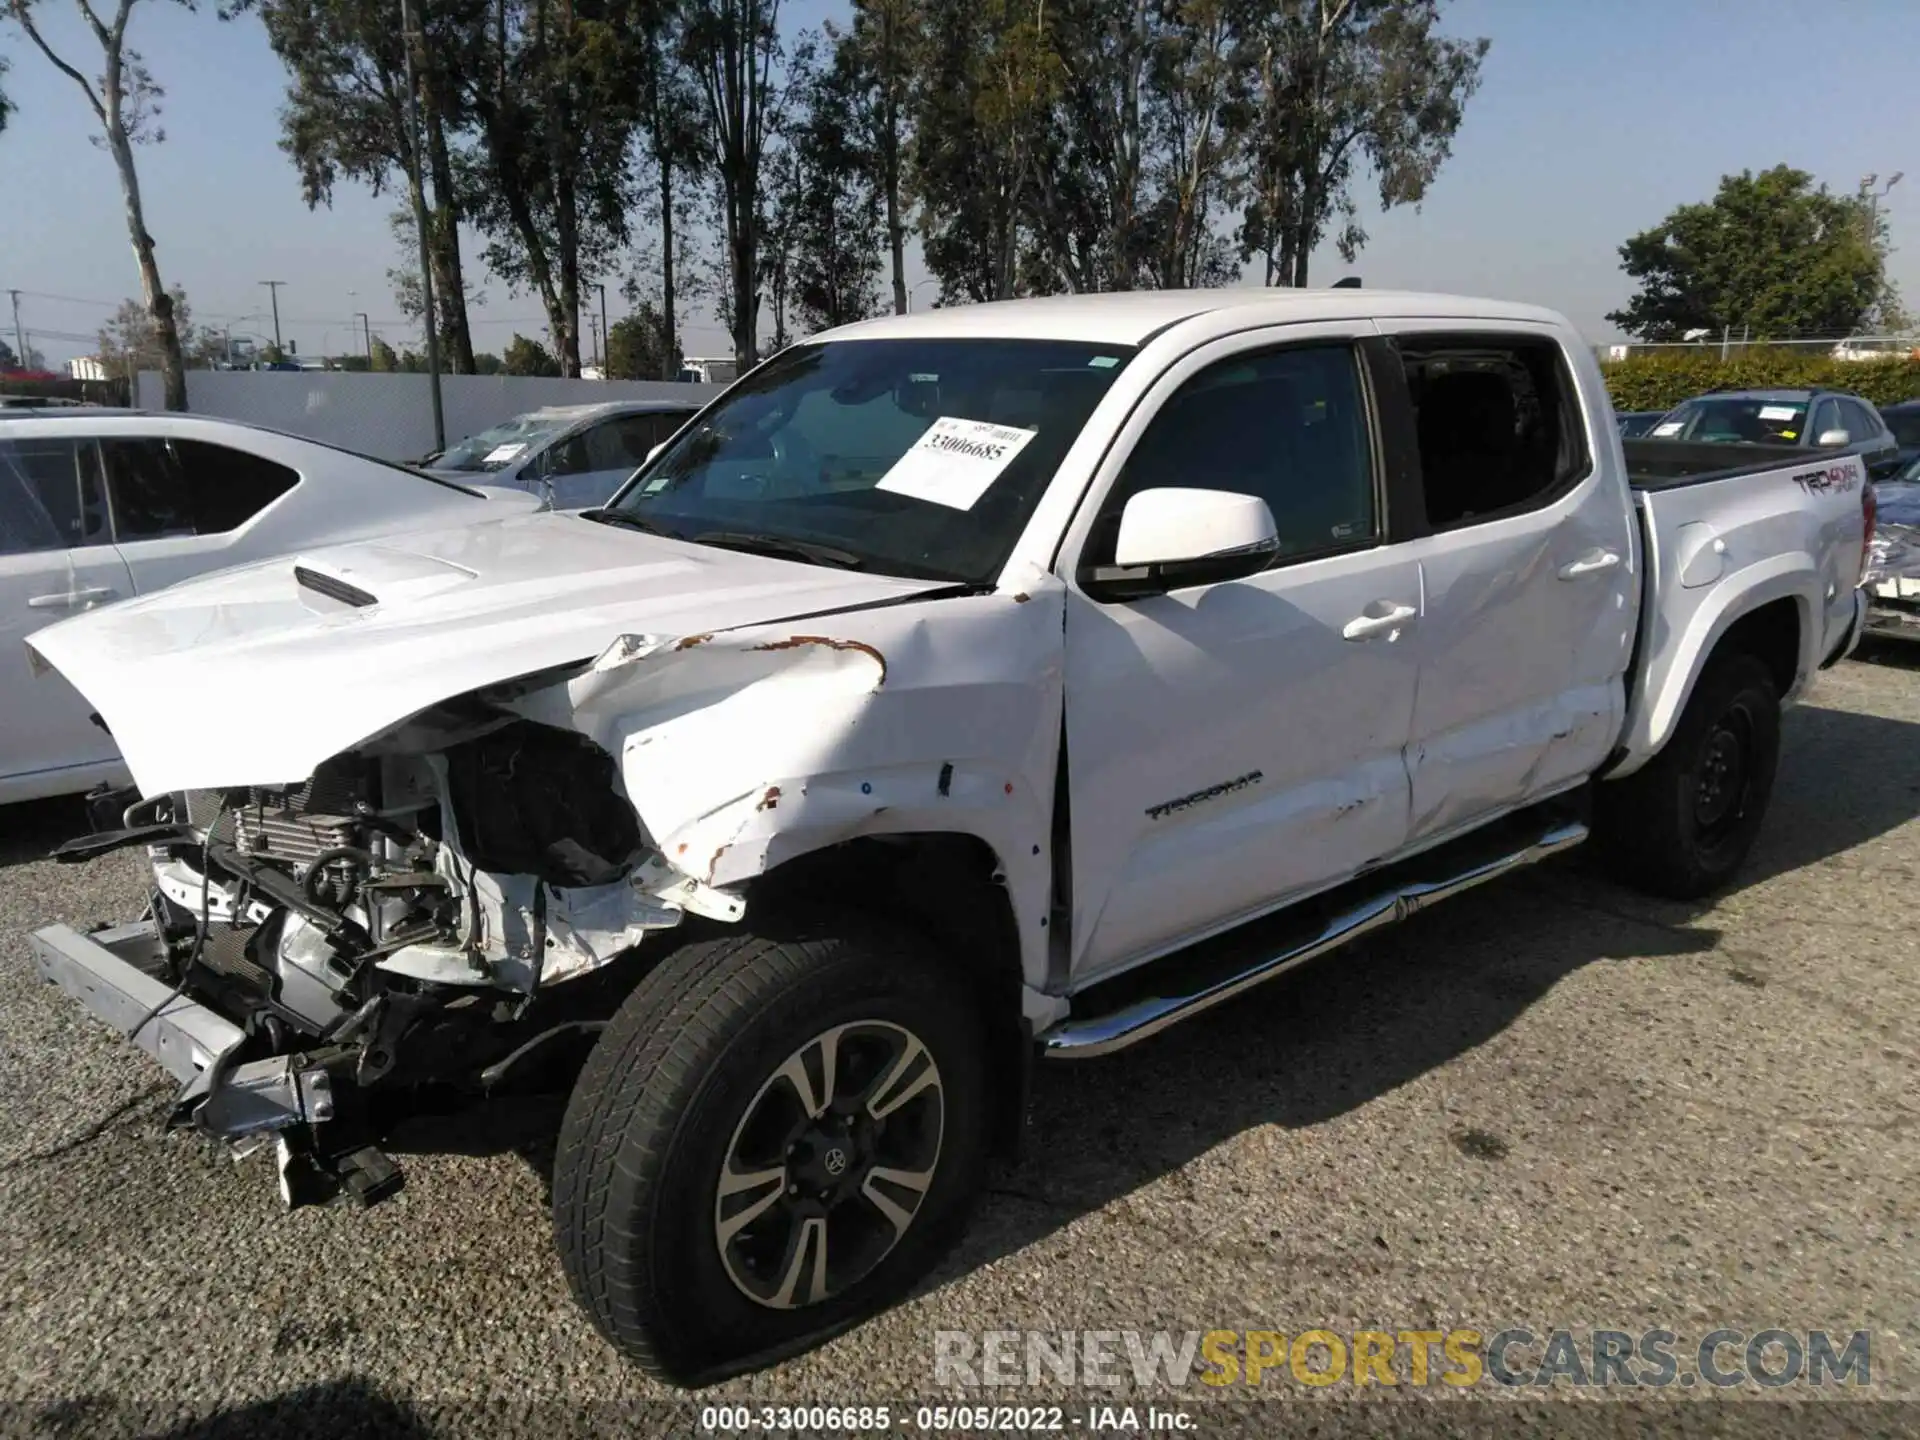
[1623,438,1810,491]
[1615,440,1868,771]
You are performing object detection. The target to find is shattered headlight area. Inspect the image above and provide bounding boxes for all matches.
[90,708,740,1206]
[1867,479,1920,639]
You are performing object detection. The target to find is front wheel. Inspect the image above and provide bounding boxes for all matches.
[551,915,988,1384]
[1594,650,1781,900]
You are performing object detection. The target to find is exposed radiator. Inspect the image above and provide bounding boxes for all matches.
[233,810,361,869]
[181,771,366,874]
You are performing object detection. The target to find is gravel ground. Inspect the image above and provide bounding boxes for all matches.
[1,652,1917,1439]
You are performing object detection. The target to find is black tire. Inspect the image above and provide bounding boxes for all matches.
[551,912,988,1384]
[1594,650,1781,900]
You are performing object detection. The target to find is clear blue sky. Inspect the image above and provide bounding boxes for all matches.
[3,0,1917,368]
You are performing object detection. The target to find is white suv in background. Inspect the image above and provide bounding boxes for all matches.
[0,410,541,804]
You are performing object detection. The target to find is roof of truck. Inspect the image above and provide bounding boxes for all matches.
[821,289,1569,347]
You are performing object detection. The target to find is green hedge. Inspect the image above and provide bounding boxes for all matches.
[1600,350,1920,413]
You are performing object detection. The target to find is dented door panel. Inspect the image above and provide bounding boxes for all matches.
[1386,324,1639,845]
[1061,548,1421,986]
[1398,481,1636,842]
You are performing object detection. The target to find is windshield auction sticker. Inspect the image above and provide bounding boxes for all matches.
[875,416,1038,510]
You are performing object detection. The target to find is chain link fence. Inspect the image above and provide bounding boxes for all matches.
[1597,335,1920,364]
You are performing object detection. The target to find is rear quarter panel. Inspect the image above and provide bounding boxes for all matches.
[1612,453,1866,776]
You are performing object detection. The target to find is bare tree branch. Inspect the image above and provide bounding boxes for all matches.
[8,1,108,119]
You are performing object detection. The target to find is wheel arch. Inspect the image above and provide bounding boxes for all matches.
[749,832,1034,1158]
[1611,560,1814,780]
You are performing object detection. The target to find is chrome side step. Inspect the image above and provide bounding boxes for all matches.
[1038,815,1589,1060]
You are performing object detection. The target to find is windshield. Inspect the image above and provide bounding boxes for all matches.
[431,413,575,472]
[603,337,1136,583]
[1654,397,1807,445]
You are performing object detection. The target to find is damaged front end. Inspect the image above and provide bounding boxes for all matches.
[31,691,739,1207]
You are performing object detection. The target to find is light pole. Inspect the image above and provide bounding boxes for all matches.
[259,280,287,353]
[8,290,25,368]
[1863,171,1903,250]
[595,282,609,372]
[354,312,372,364]
[400,0,446,450]
[906,278,939,313]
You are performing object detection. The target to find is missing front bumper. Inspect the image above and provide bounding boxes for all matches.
[27,919,334,1139]
[30,920,243,1084]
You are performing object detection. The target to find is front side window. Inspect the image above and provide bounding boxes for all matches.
[551,415,676,478]
[605,339,1135,583]
[1809,400,1843,444]
[100,437,298,539]
[1400,335,1589,528]
[1090,343,1377,567]
[0,437,108,554]
[1841,399,1882,443]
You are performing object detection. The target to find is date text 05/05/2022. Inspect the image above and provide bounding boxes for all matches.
[698,1404,1197,1433]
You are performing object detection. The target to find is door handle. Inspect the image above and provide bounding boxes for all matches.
[1557,549,1621,580]
[28,585,115,610]
[1342,602,1418,641]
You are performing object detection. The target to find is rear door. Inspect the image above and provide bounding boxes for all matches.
[1379,324,1638,846]
[0,433,134,795]
[98,435,299,591]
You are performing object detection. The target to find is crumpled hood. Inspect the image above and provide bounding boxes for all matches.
[27,509,947,794]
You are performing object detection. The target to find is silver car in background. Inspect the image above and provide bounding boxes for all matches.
[421,399,701,510]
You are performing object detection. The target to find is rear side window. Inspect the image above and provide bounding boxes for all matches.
[100,437,299,539]
[0,437,109,554]
[1885,408,1920,448]
[1398,335,1590,528]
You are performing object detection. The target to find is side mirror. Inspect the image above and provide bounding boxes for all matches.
[1085,488,1279,600]
[1817,429,1852,447]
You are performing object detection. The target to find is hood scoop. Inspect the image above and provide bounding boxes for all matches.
[295,566,377,608]
[291,545,479,613]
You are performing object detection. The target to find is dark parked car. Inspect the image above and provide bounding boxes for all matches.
[1878,399,1920,466]
[1615,410,1667,438]
[1648,388,1903,477]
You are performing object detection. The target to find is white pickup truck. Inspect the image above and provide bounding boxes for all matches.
[24,290,1872,1383]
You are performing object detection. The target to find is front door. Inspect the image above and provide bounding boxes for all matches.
[0,433,134,797]
[1061,327,1422,984]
